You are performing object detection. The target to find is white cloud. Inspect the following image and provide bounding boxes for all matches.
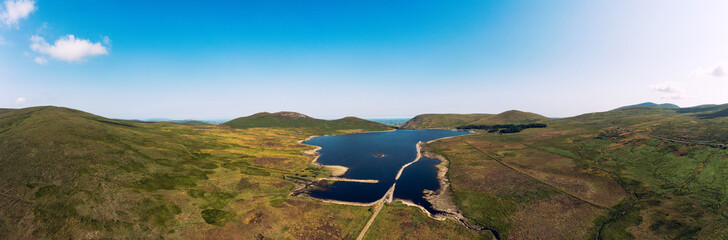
[649,81,683,93]
[33,56,46,64]
[1,0,35,27]
[30,34,109,62]
[14,97,26,105]
[692,62,726,78]
[649,81,687,99]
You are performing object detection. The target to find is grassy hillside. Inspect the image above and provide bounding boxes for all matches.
[0,106,478,239]
[327,117,392,132]
[401,110,546,129]
[5,104,727,239]
[0,106,377,239]
[400,114,493,129]
[224,111,391,134]
[425,105,728,239]
[469,110,547,125]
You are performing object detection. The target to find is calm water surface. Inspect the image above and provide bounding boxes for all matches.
[303,129,471,212]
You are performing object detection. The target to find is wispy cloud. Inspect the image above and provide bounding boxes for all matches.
[1,0,35,27]
[0,35,7,45]
[649,81,686,99]
[14,97,27,105]
[33,56,46,64]
[30,34,109,63]
[692,62,726,78]
[102,36,111,46]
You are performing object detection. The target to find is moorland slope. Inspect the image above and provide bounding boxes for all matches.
[0,106,477,239]
[401,110,547,129]
[224,111,391,134]
[425,104,728,239]
[3,104,728,239]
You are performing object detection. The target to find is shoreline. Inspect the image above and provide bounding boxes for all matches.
[292,129,486,230]
[421,139,461,214]
[300,140,352,177]
[293,181,397,207]
[290,129,415,208]
[319,177,378,183]
[421,135,500,239]
[297,128,399,177]
[293,130,467,210]
[397,199,448,220]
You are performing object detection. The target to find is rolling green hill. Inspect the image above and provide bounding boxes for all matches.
[0,106,212,238]
[223,111,391,134]
[401,110,547,129]
[400,114,494,129]
[469,110,548,125]
[425,104,728,239]
[4,104,728,239]
[326,116,392,131]
[0,106,483,239]
[0,106,386,239]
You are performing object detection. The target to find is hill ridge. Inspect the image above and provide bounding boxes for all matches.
[616,102,680,110]
[223,111,390,134]
[401,110,547,129]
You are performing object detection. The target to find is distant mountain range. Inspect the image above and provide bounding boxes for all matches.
[142,118,229,125]
[616,102,680,110]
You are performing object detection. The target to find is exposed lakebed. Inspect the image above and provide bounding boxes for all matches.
[303,129,471,213]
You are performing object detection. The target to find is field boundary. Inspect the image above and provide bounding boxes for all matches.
[463,140,607,209]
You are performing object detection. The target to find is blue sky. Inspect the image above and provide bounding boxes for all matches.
[1,1,728,119]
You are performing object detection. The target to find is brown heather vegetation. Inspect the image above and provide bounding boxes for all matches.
[0,106,481,240]
[426,106,728,239]
[3,104,728,239]
[364,202,491,240]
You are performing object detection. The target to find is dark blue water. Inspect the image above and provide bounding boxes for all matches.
[393,156,442,211]
[304,129,471,210]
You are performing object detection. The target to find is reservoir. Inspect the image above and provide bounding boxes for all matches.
[303,129,471,212]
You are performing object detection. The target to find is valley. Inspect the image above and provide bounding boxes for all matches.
[1,103,727,239]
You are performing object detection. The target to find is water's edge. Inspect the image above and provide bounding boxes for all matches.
[290,130,499,239]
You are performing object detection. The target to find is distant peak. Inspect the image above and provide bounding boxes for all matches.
[270,111,312,119]
[498,110,525,115]
[337,116,362,120]
[618,102,680,110]
[495,110,546,118]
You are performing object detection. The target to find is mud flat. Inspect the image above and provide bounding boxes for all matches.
[323,165,349,176]
[319,177,378,183]
[421,148,460,214]
[301,140,350,177]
